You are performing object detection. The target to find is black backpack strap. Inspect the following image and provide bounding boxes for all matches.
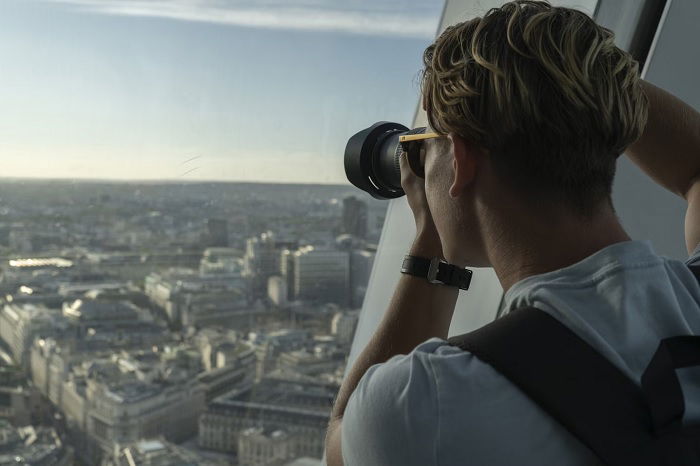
[448,307,657,466]
[648,263,700,435]
[640,335,700,465]
[642,336,700,435]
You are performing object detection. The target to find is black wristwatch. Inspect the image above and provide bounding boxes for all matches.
[401,255,473,291]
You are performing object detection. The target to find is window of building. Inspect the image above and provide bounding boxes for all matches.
[0,1,443,464]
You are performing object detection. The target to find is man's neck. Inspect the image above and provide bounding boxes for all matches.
[486,205,631,293]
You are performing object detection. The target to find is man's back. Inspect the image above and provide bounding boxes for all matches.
[341,240,700,465]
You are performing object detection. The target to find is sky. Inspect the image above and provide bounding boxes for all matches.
[0,0,444,184]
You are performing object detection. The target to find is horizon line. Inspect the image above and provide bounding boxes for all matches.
[0,175,355,188]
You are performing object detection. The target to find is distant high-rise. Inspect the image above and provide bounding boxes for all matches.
[342,197,368,239]
[244,232,298,300]
[207,218,229,247]
[280,249,296,301]
[350,249,376,308]
[292,246,349,306]
[243,232,280,299]
[267,276,288,307]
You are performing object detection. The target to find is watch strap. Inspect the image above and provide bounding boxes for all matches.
[401,255,472,290]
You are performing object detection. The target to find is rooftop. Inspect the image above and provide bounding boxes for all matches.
[104,381,163,404]
[211,375,336,418]
[62,299,138,321]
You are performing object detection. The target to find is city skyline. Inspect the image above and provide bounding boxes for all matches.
[0,179,380,465]
[0,0,444,184]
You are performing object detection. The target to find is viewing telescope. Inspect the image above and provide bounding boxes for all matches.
[344,122,433,200]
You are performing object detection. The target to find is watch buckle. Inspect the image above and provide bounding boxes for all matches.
[427,257,446,284]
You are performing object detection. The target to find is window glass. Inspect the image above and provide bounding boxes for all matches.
[0,1,442,464]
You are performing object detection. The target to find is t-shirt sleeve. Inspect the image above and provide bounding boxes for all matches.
[340,340,442,466]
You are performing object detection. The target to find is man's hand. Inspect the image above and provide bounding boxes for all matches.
[399,147,444,257]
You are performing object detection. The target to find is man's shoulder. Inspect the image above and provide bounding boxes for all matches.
[341,337,521,465]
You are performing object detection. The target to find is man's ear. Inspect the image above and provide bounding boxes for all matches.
[448,133,478,198]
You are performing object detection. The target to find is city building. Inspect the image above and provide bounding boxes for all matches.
[103,438,228,466]
[84,251,202,279]
[198,372,337,459]
[144,268,251,328]
[0,364,41,426]
[349,249,375,308]
[194,328,238,372]
[61,372,89,432]
[1,288,65,310]
[342,196,368,239]
[292,246,349,305]
[330,310,360,347]
[191,331,257,402]
[280,248,296,301]
[249,329,311,381]
[197,362,255,403]
[1,258,74,293]
[85,365,206,456]
[287,303,339,335]
[180,294,256,329]
[56,281,139,301]
[0,419,73,465]
[238,427,294,466]
[199,247,243,276]
[214,341,255,370]
[365,202,388,242]
[0,303,65,367]
[62,298,154,337]
[276,345,346,377]
[25,323,211,463]
[268,275,288,307]
[244,231,279,299]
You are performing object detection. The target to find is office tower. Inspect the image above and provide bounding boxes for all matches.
[280,249,296,301]
[349,249,375,308]
[342,196,368,239]
[243,232,282,299]
[292,246,349,306]
[268,276,288,307]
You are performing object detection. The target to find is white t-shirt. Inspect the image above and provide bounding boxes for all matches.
[341,240,700,465]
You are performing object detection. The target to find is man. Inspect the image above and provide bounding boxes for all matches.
[325,1,700,465]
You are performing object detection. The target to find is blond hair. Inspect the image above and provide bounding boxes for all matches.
[421,0,648,215]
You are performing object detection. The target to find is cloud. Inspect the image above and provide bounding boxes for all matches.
[43,0,441,39]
